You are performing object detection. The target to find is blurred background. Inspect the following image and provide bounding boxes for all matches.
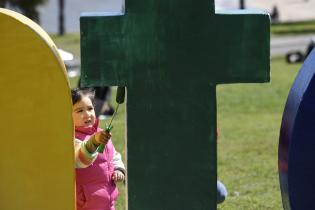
[3,0,315,33]
[2,0,314,72]
[2,0,314,70]
[2,0,315,209]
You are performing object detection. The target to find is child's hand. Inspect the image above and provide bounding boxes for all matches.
[112,170,125,182]
[93,131,111,146]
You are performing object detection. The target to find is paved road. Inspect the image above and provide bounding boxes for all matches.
[271,34,315,57]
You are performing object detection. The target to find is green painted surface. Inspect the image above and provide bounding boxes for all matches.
[80,1,270,209]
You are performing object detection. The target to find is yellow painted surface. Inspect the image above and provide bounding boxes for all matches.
[0,9,75,210]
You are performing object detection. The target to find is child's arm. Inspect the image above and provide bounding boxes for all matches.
[112,147,126,182]
[113,151,126,174]
[74,131,112,168]
[74,139,98,168]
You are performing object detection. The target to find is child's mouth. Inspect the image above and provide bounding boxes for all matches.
[84,120,92,125]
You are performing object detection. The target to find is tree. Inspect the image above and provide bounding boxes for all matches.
[59,0,65,35]
[240,0,245,9]
[0,0,8,8]
[0,0,47,23]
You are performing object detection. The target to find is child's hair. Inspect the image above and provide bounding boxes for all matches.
[71,88,95,105]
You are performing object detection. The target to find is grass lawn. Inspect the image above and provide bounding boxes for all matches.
[217,57,301,209]
[272,20,315,36]
[66,57,302,210]
[51,33,81,57]
[57,28,303,208]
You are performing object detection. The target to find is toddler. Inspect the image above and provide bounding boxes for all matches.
[72,88,126,210]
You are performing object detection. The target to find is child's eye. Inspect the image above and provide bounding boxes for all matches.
[76,110,83,113]
[88,107,94,111]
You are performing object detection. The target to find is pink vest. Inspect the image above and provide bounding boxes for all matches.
[75,120,118,210]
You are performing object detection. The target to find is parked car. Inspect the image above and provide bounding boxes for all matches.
[286,37,315,63]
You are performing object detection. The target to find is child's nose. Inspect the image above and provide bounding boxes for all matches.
[82,111,90,118]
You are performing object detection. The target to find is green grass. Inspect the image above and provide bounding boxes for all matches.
[217,57,301,209]
[55,32,303,209]
[67,57,302,210]
[51,33,81,57]
[272,20,315,36]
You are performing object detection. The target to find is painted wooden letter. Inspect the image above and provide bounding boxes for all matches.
[0,9,74,210]
[80,1,270,209]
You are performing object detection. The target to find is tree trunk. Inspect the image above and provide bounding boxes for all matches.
[240,0,245,9]
[59,0,65,35]
[0,0,8,8]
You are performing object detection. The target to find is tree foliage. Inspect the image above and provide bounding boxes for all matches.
[0,0,47,23]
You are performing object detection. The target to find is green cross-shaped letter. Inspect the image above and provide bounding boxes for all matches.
[80,1,270,209]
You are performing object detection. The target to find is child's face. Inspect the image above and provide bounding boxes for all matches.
[72,96,96,127]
